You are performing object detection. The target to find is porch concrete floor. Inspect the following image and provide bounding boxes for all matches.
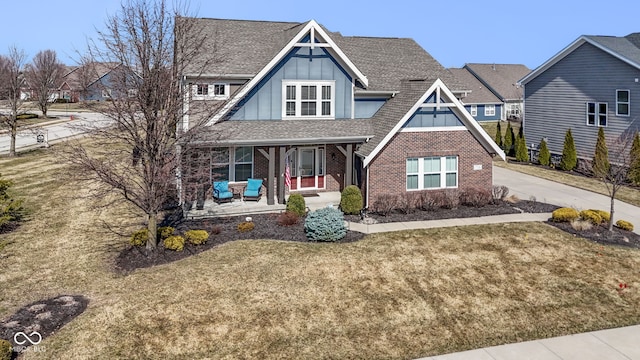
[185,191,342,219]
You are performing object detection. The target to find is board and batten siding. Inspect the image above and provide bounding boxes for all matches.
[524,42,640,157]
[229,46,353,120]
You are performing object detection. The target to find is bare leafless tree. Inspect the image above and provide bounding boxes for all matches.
[591,130,636,231]
[0,46,28,157]
[24,50,64,117]
[61,0,220,250]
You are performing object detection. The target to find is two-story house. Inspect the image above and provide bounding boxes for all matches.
[178,18,505,209]
[449,67,502,121]
[520,34,640,158]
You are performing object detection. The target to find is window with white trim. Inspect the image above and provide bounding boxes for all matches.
[406,156,458,190]
[282,80,335,119]
[485,104,495,116]
[194,83,229,100]
[616,90,630,116]
[470,105,477,117]
[587,102,607,126]
[197,84,209,96]
[211,146,253,182]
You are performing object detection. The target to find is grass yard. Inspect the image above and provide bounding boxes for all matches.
[1,147,639,359]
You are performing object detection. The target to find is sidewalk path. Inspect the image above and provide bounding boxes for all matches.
[417,325,640,360]
[494,165,640,234]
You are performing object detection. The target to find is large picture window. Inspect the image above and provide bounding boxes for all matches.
[211,146,253,182]
[587,102,607,126]
[282,81,335,119]
[406,156,458,190]
[616,90,630,116]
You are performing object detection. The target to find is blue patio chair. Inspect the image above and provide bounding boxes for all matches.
[243,178,263,201]
[212,181,233,204]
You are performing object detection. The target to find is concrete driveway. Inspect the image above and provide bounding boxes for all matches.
[493,165,640,234]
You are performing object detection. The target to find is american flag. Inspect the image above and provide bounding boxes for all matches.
[284,156,291,189]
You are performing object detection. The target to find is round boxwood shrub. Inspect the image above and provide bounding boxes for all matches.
[130,228,149,246]
[593,209,610,223]
[616,220,634,232]
[340,185,363,215]
[579,209,603,225]
[163,235,185,251]
[157,226,175,240]
[286,193,307,217]
[551,207,580,222]
[185,229,209,245]
[0,339,11,360]
[237,221,255,233]
[304,206,346,242]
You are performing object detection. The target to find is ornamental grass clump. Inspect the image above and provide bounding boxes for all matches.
[304,206,346,242]
[130,228,149,246]
[340,185,363,215]
[185,230,209,245]
[163,235,185,251]
[551,207,580,222]
[286,194,307,217]
[616,220,634,232]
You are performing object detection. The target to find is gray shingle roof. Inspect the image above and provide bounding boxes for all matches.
[586,34,640,66]
[464,63,530,101]
[448,68,501,104]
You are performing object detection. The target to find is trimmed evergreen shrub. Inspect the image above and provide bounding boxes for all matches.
[0,339,11,360]
[304,206,346,242]
[579,209,603,225]
[163,235,185,251]
[286,194,306,217]
[538,139,551,166]
[515,131,529,162]
[237,221,255,232]
[559,129,577,171]
[277,211,299,226]
[157,226,175,240]
[494,122,503,148]
[185,229,209,245]
[504,122,515,156]
[130,228,149,246]
[592,127,610,177]
[551,207,580,222]
[339,185,363,215]
[629,131,640,185]
[593,209,610,223]
[615,220,634,231]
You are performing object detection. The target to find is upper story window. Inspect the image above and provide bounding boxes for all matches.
[616,90,630,116]
[470,105,477,117]
[587,102,607,126]
[282,80,335,119]
[484,104,496,116]
[194,83,230,100]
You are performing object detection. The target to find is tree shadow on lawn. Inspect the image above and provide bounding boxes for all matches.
[115,200,560,273]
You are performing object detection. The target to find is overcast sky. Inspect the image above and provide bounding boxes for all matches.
[1,0,639,70]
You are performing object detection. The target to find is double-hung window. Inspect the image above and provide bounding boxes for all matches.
[211,146,253,182]
[406,156,458,190]
[587,102,607,126]
[194,83,229,100]
[485,104,496,116]
[616,90,630,116]
[470,105,477,117]
[282,81,335,119]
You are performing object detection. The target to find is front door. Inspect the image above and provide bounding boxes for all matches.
[299,148,316,189]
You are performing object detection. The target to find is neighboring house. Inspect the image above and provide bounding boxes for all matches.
[520,33,640,157]
[449,67,502,121]
[57,62,135,102]
[178,18,505,208]
[464,63,530,121]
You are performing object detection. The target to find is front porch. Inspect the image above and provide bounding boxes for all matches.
[185,191,341,219]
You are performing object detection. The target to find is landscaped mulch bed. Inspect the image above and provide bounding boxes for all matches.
[115,200,559,273]
[1,295,89,356]
[547,221,640,249]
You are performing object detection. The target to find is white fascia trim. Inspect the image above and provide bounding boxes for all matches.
[363,79,505,167]
[208,20,368,125]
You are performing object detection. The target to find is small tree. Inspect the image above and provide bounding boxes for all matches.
[538,138,550,166]
[25,50,64,117]
[559,128,577,171]
[629,131,640,185]
[494,122,503,148]
[0,46,27,157]
[504,122,515,156]
[592,127,610,176]
[515,130,529,162]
